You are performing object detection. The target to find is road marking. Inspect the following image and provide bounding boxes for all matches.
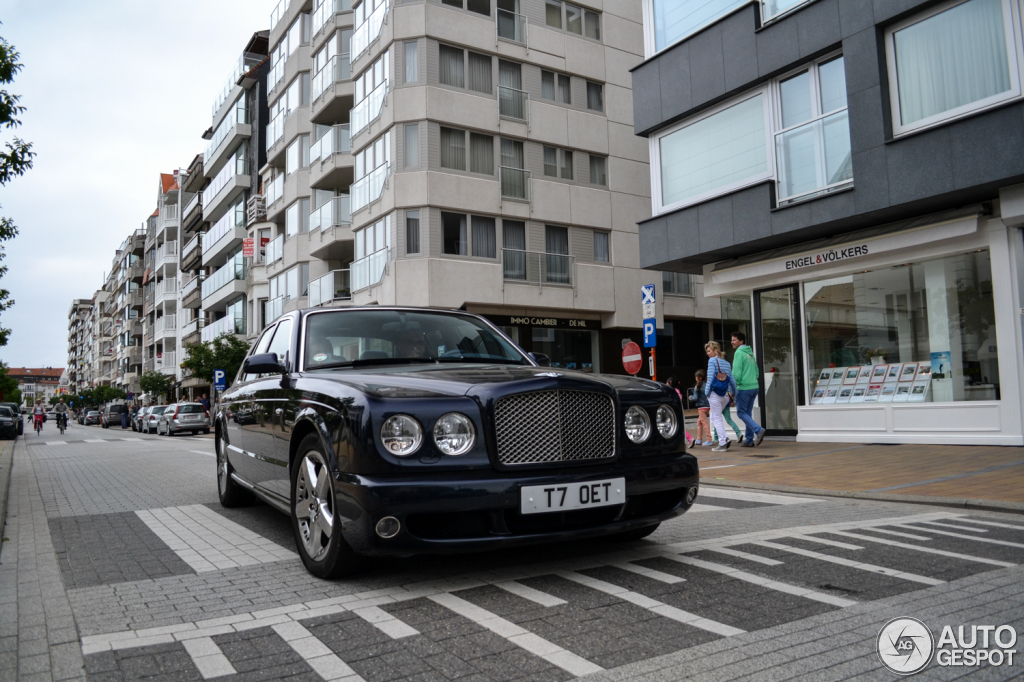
[701,465,737,470]
[612,562,686,583]
[688,504,736,513]
[119,437,144,441]
[750,541,944,586]
[892,524,1024,549]
[918,520,989,533]
[181,637,237,679]
[429,592,603,677]
[957,518,1024,530]
[494,580,568,606]
[351,606,420,639]
[272,622,365,681]
[698,488,819,505]
[190,450,215,457]
[828,531,1015,567]
[792,535,864,550]
[663,554,857,607]
[854,527,933,541]
[706,546,783,566]
[135,504,296,572]
[46,441,68,446]
[558,571,744,637]
[83,439,106,443]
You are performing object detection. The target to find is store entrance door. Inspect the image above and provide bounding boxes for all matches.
[755,285,803,435]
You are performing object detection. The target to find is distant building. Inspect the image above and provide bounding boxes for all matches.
[8,367,64,405]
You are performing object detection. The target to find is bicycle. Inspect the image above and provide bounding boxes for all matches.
[34,415,43,435]
[58,413,66,435]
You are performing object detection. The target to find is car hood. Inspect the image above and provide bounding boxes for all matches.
[300,363,670,399]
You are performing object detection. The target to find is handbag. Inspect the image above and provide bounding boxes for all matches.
[709,359,730,396]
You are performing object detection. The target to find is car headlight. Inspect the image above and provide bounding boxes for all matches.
[624,405,651,443]
[433,412,475,456]
[380,415,423,456]
[656,405,678,439]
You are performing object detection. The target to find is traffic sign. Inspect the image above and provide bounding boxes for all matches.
[641,283,657,349]
[213,369,226,391]
[622,341,643,375]
[242,238,255,257]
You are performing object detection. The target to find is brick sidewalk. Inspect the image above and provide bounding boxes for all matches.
[694,440,1024,507]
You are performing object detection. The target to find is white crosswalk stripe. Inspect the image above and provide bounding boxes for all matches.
[918,520,990,533]
[351,605,420,639]
[706,546,784,566]
[892,524,1024,549]
[612,562,687,583]
[272,622,365,681]
[750,540,944,585]
[828,530,1015,566]
[494,580,567,606]
[181,637,237,679]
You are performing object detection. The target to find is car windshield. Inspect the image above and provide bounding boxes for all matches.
[151,407,167,415]
[0,407,12,417]
[304,309,528,369]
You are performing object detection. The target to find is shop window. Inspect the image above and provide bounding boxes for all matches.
[532,327,599,372]
[805,250,999,405]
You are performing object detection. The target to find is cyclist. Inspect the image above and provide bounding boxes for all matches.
[32,399,45,433]
[54,398,69,433]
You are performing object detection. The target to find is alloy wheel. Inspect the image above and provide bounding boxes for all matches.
[294,451,335,562]
[217,438,229,495]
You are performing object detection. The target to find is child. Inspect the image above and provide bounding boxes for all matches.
[666,377,696,449]
[693,370,712,446]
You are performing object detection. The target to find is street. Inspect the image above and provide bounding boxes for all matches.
[1,429,1022,682]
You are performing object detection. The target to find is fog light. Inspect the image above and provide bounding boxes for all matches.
[375,516,401,539]
[685,487,698,505]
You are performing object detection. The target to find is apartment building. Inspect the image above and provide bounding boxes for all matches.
[66,299,92,393]
[633,0,1024,444]
[143,174,184,380]
[249,0,720,378]
[8,367,64,405]
[109,229,146,395]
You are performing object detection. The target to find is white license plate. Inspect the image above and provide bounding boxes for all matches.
[520,478,626,515]
[183,415,199,421]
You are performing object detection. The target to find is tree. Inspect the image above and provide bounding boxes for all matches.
[181,333,250,388]
[93,386,126,404]
[0,34,35,346]
[0,362,18,403]
[139,370,173,402]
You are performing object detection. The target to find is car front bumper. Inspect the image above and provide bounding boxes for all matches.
[334,454,699,556]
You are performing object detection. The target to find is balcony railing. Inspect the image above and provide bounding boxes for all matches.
[158,277,178,297]
[204,210,241,254]
[181,317,206,339]
[267,296,286,324]
[502,249,575,288]
[206,148,248,204]
[183,191,202,220]
[313,0,353,36]
[155,315,177,335]
[775,109,853,206]
[266,234,284,265]
[212,52,263,117]
[162,204,178,223]
[156,351,177,374]
[266,175,284,206]
[310,196,352,232]
[202,260,246,299]
[352,247,388,292]
[352,0,388,59]
[269,0,289,31]
[310,124,351,164]
[309,269,351,307]
[351,162,388,213]
[182,233,201,262]
[156,241,178,267]
[312,55,352,102]
[267,112,285,149]
[247,195,267,225]
[181,275,204,299]
[497,9,527,45]
[202,315,245,343]
[498,86,529,123]
[500,167,530,201]
[351,80,386,137]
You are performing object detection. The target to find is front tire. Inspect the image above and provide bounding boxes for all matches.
[217,433,249,507]
[291,434,367,579]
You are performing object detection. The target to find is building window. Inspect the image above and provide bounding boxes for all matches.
[662,271,692,296]
[404,124,419,168]
[471,216,496,258]
[286,134,310,175]
[354,131,389,181]
[404,41,418,83]
[546,1,599,39]
[542,146,573,179]
[440,44,492,95]
[645,0,746,55]
[442,211,467,255]
[805,249,999,405]
[542,70,571,104]
[285,198,310,236]
[439,44,465,88]
[774,56,852,205]
[588,155,606,186]
[440,126,466,170]
[545,225,570,284]
[543,146,558,177]
[468,52,492,94]
[406,210,420,254]
[442,0,490,15]
[593,231,609,262]
[470,133,494,174]
[886,0,1021,135]
[354,216,389,259]
[586,81,603,112]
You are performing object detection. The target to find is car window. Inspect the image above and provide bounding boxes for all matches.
[241,326,277,382]
[267,319,293,366]
[178,404,205,413]
[0,407,12,417]
[151,406,167,415]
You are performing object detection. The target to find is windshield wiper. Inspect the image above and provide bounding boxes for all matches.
[436,357,526,365]
[307,357,440,370]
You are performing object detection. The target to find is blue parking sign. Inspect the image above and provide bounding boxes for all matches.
[641,284,657,348]
[214,370,226,391]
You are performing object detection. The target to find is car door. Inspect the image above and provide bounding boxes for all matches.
[247,317,293,494]
[225,325,275,483]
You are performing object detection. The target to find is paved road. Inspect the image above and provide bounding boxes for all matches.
[1,426,1022,681]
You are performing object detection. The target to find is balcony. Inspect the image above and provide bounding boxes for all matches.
[498,86,529,125]
[181,275,204,309]
[497,9,527,45]
[268,57,285,94]
[128,291,143,309]
[311,56,353,124]
[156,241,178,270]
[267,112,285,150]
[266,234,284,265]
[309,196,351,232]
[160,204,178,230]
[181,317,206,346]
[351,162,388,213]
[269,0,289,31]
[156,351,177,376]
[129,263,145,281]
[154,315,177,340]
[351,80,386,138]
[181,232,202,271]
[308,269,351,307]
[202,315,245,343]
[204,149,249,223]
[313,0,352,37]
[500,167,531,202]
[312,55,351,103]
[247,195,267,226]
[502,249,575,288]
[156,278,178,306]
[265,175,284,208]
[310,126,353,189]
[266,296,286,324]
[352,0,388,60]
[203,211,246,266]
[129,319,143,337]
[351,247,388,292]
[212,52,263,118]
[202,260,246,310]
[182,191,202,230]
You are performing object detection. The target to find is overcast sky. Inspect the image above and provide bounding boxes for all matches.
[0,0,261,369]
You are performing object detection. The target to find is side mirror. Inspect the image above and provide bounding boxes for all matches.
[242,352,287,375]
[529,352,551,367]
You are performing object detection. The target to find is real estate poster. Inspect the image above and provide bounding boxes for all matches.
[871,365,888,382]
[931,351,951,379]
[899,363,918,381]
[811,388,826,404]
[894,384,912,402]
[885,365,901,382]
[879,384,896,402]
[917,364,932,380]
[837,387,853,403]
[830,369,846,385]
[909,381,931,402]
[818,369,832,384]
[864,385,882,402]
[823,388,839,404]
[857,367,872,384]
[843,367,860,385]
[850,386,867,403]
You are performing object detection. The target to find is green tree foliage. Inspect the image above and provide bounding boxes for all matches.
[139,370,173,401]
[0,34,35,346]
[93,386,126,404]
[0,362,18,403]
[181,333,250,388]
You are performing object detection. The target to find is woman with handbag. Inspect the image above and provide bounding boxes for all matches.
[704,341,737,452]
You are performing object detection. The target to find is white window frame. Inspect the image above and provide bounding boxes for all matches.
[650,86,774,216]
[885,0,1024,137]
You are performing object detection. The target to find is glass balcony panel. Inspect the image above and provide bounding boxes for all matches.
[267,112,285,149]
[309,269,351,307]
[351,248,389,291]
[351,80,387,136]
[498,85,528,120]
[775,109,852,203]
[497,9,527,44]
[310,124,351,163]
[202,314,246,343]
[266,234,285,264]
[313,0,353,35]
[181,275,204,298]
[500,166,530,200]
[313,55,352,101]
[183,192,202,219]
[266,296,285,324]
[265,175,285,207]
[202,260,247,299]
[351,163,388,212]
[352,0,388,59]
[310,195,351,231]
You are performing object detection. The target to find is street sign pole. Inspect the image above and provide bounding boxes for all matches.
[641,284,658,382]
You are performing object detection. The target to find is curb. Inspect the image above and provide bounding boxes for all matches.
[0,437,15,557]
[700,478,1024,515]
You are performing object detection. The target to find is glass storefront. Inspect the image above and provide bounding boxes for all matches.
[805,249,999,404]
[487,315,600,373]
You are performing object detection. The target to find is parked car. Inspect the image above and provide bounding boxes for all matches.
[0,406,18,439]
[0,402,24,435]
[83,410,101,426]
[215,308,697,579]
[101,403,128,428]
[140,406,168,434]
[131,407,147,431]
[157,403,210,436]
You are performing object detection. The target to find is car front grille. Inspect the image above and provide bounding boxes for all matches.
[494,390,615,466]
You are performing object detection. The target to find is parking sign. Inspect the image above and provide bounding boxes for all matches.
[213,370,226,391]
[641,284,657,348]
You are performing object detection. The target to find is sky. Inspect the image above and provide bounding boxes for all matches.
[0,0,263,369]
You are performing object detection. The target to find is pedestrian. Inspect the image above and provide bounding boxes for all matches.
[717,396,744,444]
[704,341,736,452]
[692,370,713,446]
[731,331,766,447]
[121,404,129,430]
[665,377,696,449]
[200,393,210,411]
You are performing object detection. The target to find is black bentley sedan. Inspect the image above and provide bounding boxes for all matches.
[215,307,698,578]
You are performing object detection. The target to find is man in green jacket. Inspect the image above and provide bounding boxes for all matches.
[731,331,765,446]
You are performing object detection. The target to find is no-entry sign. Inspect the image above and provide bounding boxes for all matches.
[622,341,643,375]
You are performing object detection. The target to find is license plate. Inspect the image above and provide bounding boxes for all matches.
[183,415,199,421]
[520,478,625,515]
